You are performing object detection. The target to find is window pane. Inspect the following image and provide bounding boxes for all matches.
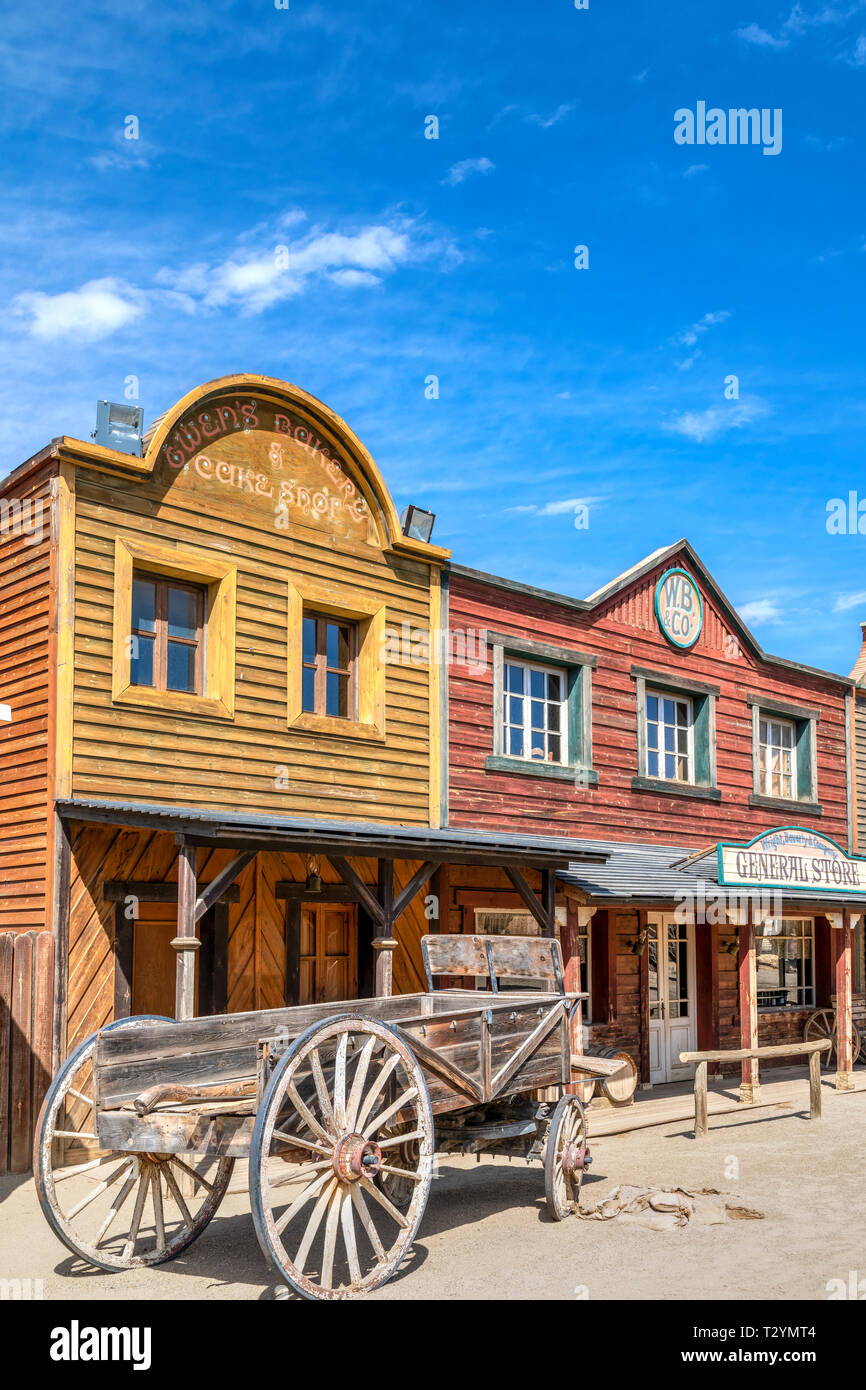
[647,724,658,750]
[302,665,316,712]
[530,729,545,758]
[509,727,524,756]
[131,577,156,634]
[530,700,544,729]
[302,617,317,665]
[167,640,196,692]
[529,669,545,699]
[548,702,560,731]
[646,694,658,721]
[508,696,523,724]
[664,725,675,753]
[547,672,561,701]
[506,664,524,693]
[663,698,675,724]
[648,749,659,777]
[130,633,154,687]
[548,735,561,763]
[327,670,349,718]
[167,586,198,641]
[326,622,350,670]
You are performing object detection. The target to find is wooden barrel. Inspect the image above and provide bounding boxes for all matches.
[587,1046,638,1107]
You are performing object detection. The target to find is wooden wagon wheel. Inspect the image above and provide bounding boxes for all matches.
[544,1094,590,1221]
[803,1009,862,1070]
[34,1017,235,1272]
[250,1014,434,1300]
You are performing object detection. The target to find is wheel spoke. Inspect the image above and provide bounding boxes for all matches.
[350,1184,385,1259]
[274,1168,333,1236]
[345,1036,376,1130]
[67,1087,93,1107]
[53,1130,98,1141]
[152,1169,166,1252]
[310,1050,336,1133]
[354,1054,401,1133]
[341,1187,362,1285]
[377,1129,423,1150]
[294,1177,337,1274]
[363,1087,418,1140]
[333,1033,348,1131]
[162,1163,194,1226]
[320,1186,342,1289]
[287,1082,332,1146]
[170,1156,216,1193]
[95,1170,138,1245]
[272,1129,329,1156]
[66,1159,133,1220]
[121,1172,150,1260]
[359,1175,409,1228]
[54,1152,123,1182]
[378,1163,422,1183]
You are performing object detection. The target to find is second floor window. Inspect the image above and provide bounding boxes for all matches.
[130,573,205,695]
[302,613,357,718]
[646,690,692,782]
[758,717,795,799]
[502,660,567,763]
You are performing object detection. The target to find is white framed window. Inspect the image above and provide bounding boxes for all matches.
[502,660,567,764]
[755,918,814,1009]
[646,690,693,783]
[758,717,795,800]
[473,906,590,1018]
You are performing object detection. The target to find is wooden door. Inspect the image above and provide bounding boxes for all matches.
[298,903,358,1004]
[131,902,198,1018]
[648,914,696,1083]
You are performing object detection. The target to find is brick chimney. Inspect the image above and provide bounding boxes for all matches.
[850,622,866,684]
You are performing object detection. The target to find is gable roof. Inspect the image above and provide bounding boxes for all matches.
[450,538,853,687]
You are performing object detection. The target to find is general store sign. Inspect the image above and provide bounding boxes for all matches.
[717,827,866,894]
[654,567,703,649]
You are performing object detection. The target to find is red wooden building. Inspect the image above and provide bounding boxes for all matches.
[445,541,864,1091]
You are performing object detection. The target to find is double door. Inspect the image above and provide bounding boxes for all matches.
[647,914,696,1083]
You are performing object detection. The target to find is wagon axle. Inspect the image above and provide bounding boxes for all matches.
[331,1134,383,1182]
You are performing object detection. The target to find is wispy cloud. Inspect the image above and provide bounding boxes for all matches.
[834,590,866,611]
[12,277,147,341]
[527,103,576,129]
[737,597,784,625]
[736,23,790,47]
[665,399,768,443]
[684,163,709,177]
[503,495,605,517]
[442,157,495,186]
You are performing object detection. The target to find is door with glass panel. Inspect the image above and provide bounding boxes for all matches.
[647,914,696,1083]
[299,904,358,1004]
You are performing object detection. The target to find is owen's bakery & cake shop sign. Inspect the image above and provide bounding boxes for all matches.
[717,827,866,893]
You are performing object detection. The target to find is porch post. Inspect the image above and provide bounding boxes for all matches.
[374,857,396,997]
[563,901,592,1091]
[173,839,199,1020]
[835,911,854,1092]
[738,903,760,1104]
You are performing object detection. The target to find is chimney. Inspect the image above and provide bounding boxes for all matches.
[850,622,866,684]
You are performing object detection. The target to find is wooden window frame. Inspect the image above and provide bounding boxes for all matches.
[287,578,386,741]
[487,637,597,785]
[755,916,815,1011]
[112,536,237,719]
[748,697,820,810]
[301,611,358,720]
[130,571,206,697]
[631,668,720,799]
[645,688,694,784]
[757,715,796,800]
[501,658,568,765]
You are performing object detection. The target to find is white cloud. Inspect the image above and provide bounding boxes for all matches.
[736,22,789,46]
[666,399,768,443]
[834,591,866,611]
[442,157,494,187]
[674,309,730,348]
[849,32,866,61]
[503,495,605,517]
[684,163,709,177]
[12,277,144,341]
[527,103,576,129]
[737,598,783,625]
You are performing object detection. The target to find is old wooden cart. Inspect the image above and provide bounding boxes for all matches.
[35,935,591,1300]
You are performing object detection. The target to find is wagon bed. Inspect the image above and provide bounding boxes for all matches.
[35,935,593,1300]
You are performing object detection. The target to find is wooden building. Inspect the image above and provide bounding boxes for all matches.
[0,376,863,1169]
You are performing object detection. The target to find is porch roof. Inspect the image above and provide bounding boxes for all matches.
[56,798,608,870]
[557,836,866,910]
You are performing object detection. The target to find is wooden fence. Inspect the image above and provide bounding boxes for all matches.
[0,930,54,1173]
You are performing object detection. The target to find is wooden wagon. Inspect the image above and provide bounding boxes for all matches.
[34,935,592,1300]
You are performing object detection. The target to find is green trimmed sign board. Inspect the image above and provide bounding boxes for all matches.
[717,827,866,894]
[654,568,703,649]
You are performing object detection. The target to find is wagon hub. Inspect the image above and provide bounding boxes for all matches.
[332,1133,383,1182]
[561,1141,591,1180]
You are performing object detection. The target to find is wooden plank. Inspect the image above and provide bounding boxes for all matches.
[194,851,256,923]
[393,860,438,921]
[9,933,34,1172]
[0,933,14,1173]
[175,841,197,1021]
[738,909,759,1102]
[835,914,854,1090]
[30,932,54,1136]
[328,856,384,928]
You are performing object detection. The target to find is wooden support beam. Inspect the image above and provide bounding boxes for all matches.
[393,861,439,922]
[540,869,556,939]
[173,841,199,1021]
[113,902,134,1021]
[638,908,650,1085]
[104,882,240,904]
[374,858,395,997]
[193,851,255,923]
[738,906,760,1104]
[562,900,588,1095]
[51,810,71,1070]
[504,866,551,933]
[328,856,384,928]
[835,912,854,1091]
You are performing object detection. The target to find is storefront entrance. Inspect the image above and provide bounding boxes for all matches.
[647,914,696,1083]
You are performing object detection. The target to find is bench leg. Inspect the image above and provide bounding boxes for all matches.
[694,1060,708,1139]
[809,1048,822,1120]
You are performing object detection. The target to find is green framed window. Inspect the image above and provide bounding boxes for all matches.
[631,666,719,799]
[485,633,598,785]
[748,696,820,811]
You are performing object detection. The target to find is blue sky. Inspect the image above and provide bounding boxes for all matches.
[2,0,866,674]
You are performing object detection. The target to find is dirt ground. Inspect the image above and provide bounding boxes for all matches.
[2,1085,864,1301]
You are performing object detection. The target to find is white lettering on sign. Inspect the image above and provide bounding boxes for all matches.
[654,567,703,648]
[718,828,866,893]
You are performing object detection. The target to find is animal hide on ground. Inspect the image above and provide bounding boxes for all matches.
[577,1185,764,1231]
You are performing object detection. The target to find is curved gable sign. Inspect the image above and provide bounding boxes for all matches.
[654,567,703,649]
[718,827,866,894]
[153,389,380,547]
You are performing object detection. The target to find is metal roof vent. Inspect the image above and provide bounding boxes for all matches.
[93,400,144,456]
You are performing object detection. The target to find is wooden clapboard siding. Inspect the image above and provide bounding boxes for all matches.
[448,560,850,847]
[0,464,54,933]
[854,692,866,850]
[0,929,54,1172]
[71,467,434,823]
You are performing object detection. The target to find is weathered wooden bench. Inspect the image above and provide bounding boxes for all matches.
[679,1040,832,1138]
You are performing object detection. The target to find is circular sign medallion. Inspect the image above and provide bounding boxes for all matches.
[654,567,703,649]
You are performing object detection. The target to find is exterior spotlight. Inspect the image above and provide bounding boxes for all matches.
[93,400,144,457]
[401,505,436,544]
